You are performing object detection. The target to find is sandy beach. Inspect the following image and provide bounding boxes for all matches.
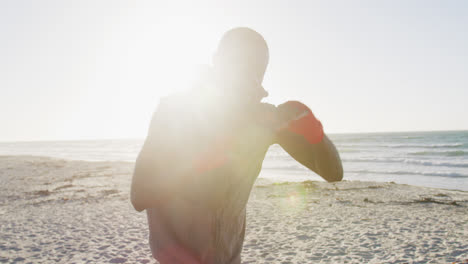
[1,155,467,263]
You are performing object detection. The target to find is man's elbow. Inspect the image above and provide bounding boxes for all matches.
[320,136,343,182]
[326,170,343,182]
[320,162,343,182]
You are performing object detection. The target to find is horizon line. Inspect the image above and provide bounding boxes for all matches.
[1,129,467,143]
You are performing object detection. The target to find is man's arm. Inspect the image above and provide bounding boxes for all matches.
[276,132,343,182]
[274,101,343,182]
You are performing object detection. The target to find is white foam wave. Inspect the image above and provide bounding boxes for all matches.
[387,143,464,148]
[262,164,307,171]
[342,157,468,168]
[408,150,466,157]
[337,143,464,149]
[348,169,468,178]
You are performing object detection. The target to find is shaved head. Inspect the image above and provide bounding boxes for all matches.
[214,27,269,84]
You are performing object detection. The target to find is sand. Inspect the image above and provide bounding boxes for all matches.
[0,155,467,263]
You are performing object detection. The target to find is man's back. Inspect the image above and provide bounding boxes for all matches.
[139,93,278,263]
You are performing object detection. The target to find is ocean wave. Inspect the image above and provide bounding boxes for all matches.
[342,157,468,168]
[337,143,464,149]
[399,136,424,139]
[336,149,361,153]
[409,150,466,157]
[262,164,307,171]
[389,143,464,148]
[348,169,468,178]
[332,135,424,143]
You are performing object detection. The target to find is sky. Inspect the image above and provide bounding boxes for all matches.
[1,0,467,141]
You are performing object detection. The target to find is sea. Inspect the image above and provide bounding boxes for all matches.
[1,131,467,191]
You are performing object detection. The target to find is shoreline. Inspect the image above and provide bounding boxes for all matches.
[2,154,468,192]
[1,156,467,263]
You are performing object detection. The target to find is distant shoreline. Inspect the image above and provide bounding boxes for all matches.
[1,131,467,192]
[1,154,467,192]
[1,129,467,143]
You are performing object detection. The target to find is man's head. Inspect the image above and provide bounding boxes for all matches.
[212,27,269,102]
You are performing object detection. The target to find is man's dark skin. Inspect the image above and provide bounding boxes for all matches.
[131,27,343,264]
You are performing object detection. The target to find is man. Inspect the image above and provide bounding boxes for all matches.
[131,27,343,264]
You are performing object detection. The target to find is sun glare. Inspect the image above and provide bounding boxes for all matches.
[116,17,225,139]
[153,17,220,94]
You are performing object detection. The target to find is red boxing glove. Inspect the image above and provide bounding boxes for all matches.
[278,101,324,144]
